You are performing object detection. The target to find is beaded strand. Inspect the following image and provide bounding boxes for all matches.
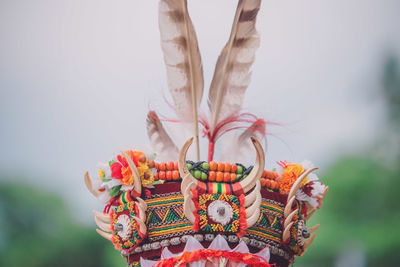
[153,161,280,192]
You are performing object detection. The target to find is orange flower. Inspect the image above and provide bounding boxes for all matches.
[278,163,307,194]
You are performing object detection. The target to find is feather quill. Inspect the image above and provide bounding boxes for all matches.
[208,0,261,131]
[146,111,179,161]
[159,0,204,160]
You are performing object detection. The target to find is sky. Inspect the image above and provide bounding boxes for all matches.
[0,0,399,223]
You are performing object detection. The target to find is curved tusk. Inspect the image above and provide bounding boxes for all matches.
[284,196,296,219]
[302,234,316,252]
[178,137,198,194]
[246,205,261,228]
[136,197,147,211]
[239,137,265,193]
[287,168,318,201]
[184,182,196,210]
[184,193,196,211]
[84,172,101,197]
[244,180,261,207]
[245,190,261,219]
[96,228,112,241]
[137,204,146,222]
[284,209,298,229]
[121,151,142,195]
[183,196,196,223]
[306,208,315,220]
[93,210,111,222]
[309,224,320,235]
[133,216,147,235]
[94,216,112,233]
[282,221,294,243]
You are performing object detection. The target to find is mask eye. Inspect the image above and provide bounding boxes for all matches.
[207,200,233,225]
[114,214,132,241]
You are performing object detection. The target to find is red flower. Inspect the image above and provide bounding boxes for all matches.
[110,152,139,180]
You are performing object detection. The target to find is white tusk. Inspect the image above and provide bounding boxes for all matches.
[133,216,147,235]
[245,190,261,219]
[184,182,196,211]
[282,221,294,243]
[301,234,316,255]
[137,204,146,222]
[244,180,261,207]
[96,228,112,241]
[284,209,298,229]
[239,137,265,193]
[94,216,112,233]
[136,197,147,211]
[183,196,196,223]
[121,151,142,195]
[84,172,101,197]
[178,138,198,194]
[309,224,320,235]
[287,168,318,202]
[93,210,111,223]
[284,196,296,219]
[246,205,261,228]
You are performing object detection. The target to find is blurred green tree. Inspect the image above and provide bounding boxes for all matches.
[0,182,123,267]
[296,56,400,267]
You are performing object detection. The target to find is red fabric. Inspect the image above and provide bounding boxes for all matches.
[238,194,247,237]
[191,188,200,232]
[155,249,272,267]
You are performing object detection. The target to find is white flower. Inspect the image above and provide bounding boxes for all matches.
[97,162,112,178]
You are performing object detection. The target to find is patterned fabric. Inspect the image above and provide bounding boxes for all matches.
[111,202,145,252]
[145,192,194,242]
[193,193,245,236]
[246,198,285,250]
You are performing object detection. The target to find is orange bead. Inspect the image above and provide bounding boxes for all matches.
[269,180,275,190]
[172,170,180,180]
[223,172,231,183]
[174,161,179,170]
[154,172,159,181]
[167,161,174,171]
[209,161,217,171]
[159,171,166,180]
[273,181,280,190]
[217,162,225,172]
[216,172,224,182]
[262,170,268,178]
[261,178,267,187]
[231,164,237,173]
[166,171,172,180]
[230,173,237,182]
[224,162,231,172]
[209,171,216,181]
[159,162,166,171]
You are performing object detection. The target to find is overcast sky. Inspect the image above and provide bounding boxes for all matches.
[1,0,399,223]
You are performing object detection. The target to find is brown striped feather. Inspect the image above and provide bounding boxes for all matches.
[208,0,261,131]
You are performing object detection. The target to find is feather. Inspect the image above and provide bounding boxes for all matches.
[208,0,261,132]
[220,118,266,165]
[146,111,179,161]
[159,0,204,159]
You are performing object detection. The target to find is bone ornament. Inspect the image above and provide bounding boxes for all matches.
[179,136,264,229]
[282,168,320,250]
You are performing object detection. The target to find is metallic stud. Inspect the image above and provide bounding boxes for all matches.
[114,223,123,231]
[302,229,311,239]
[160,239,170,247]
